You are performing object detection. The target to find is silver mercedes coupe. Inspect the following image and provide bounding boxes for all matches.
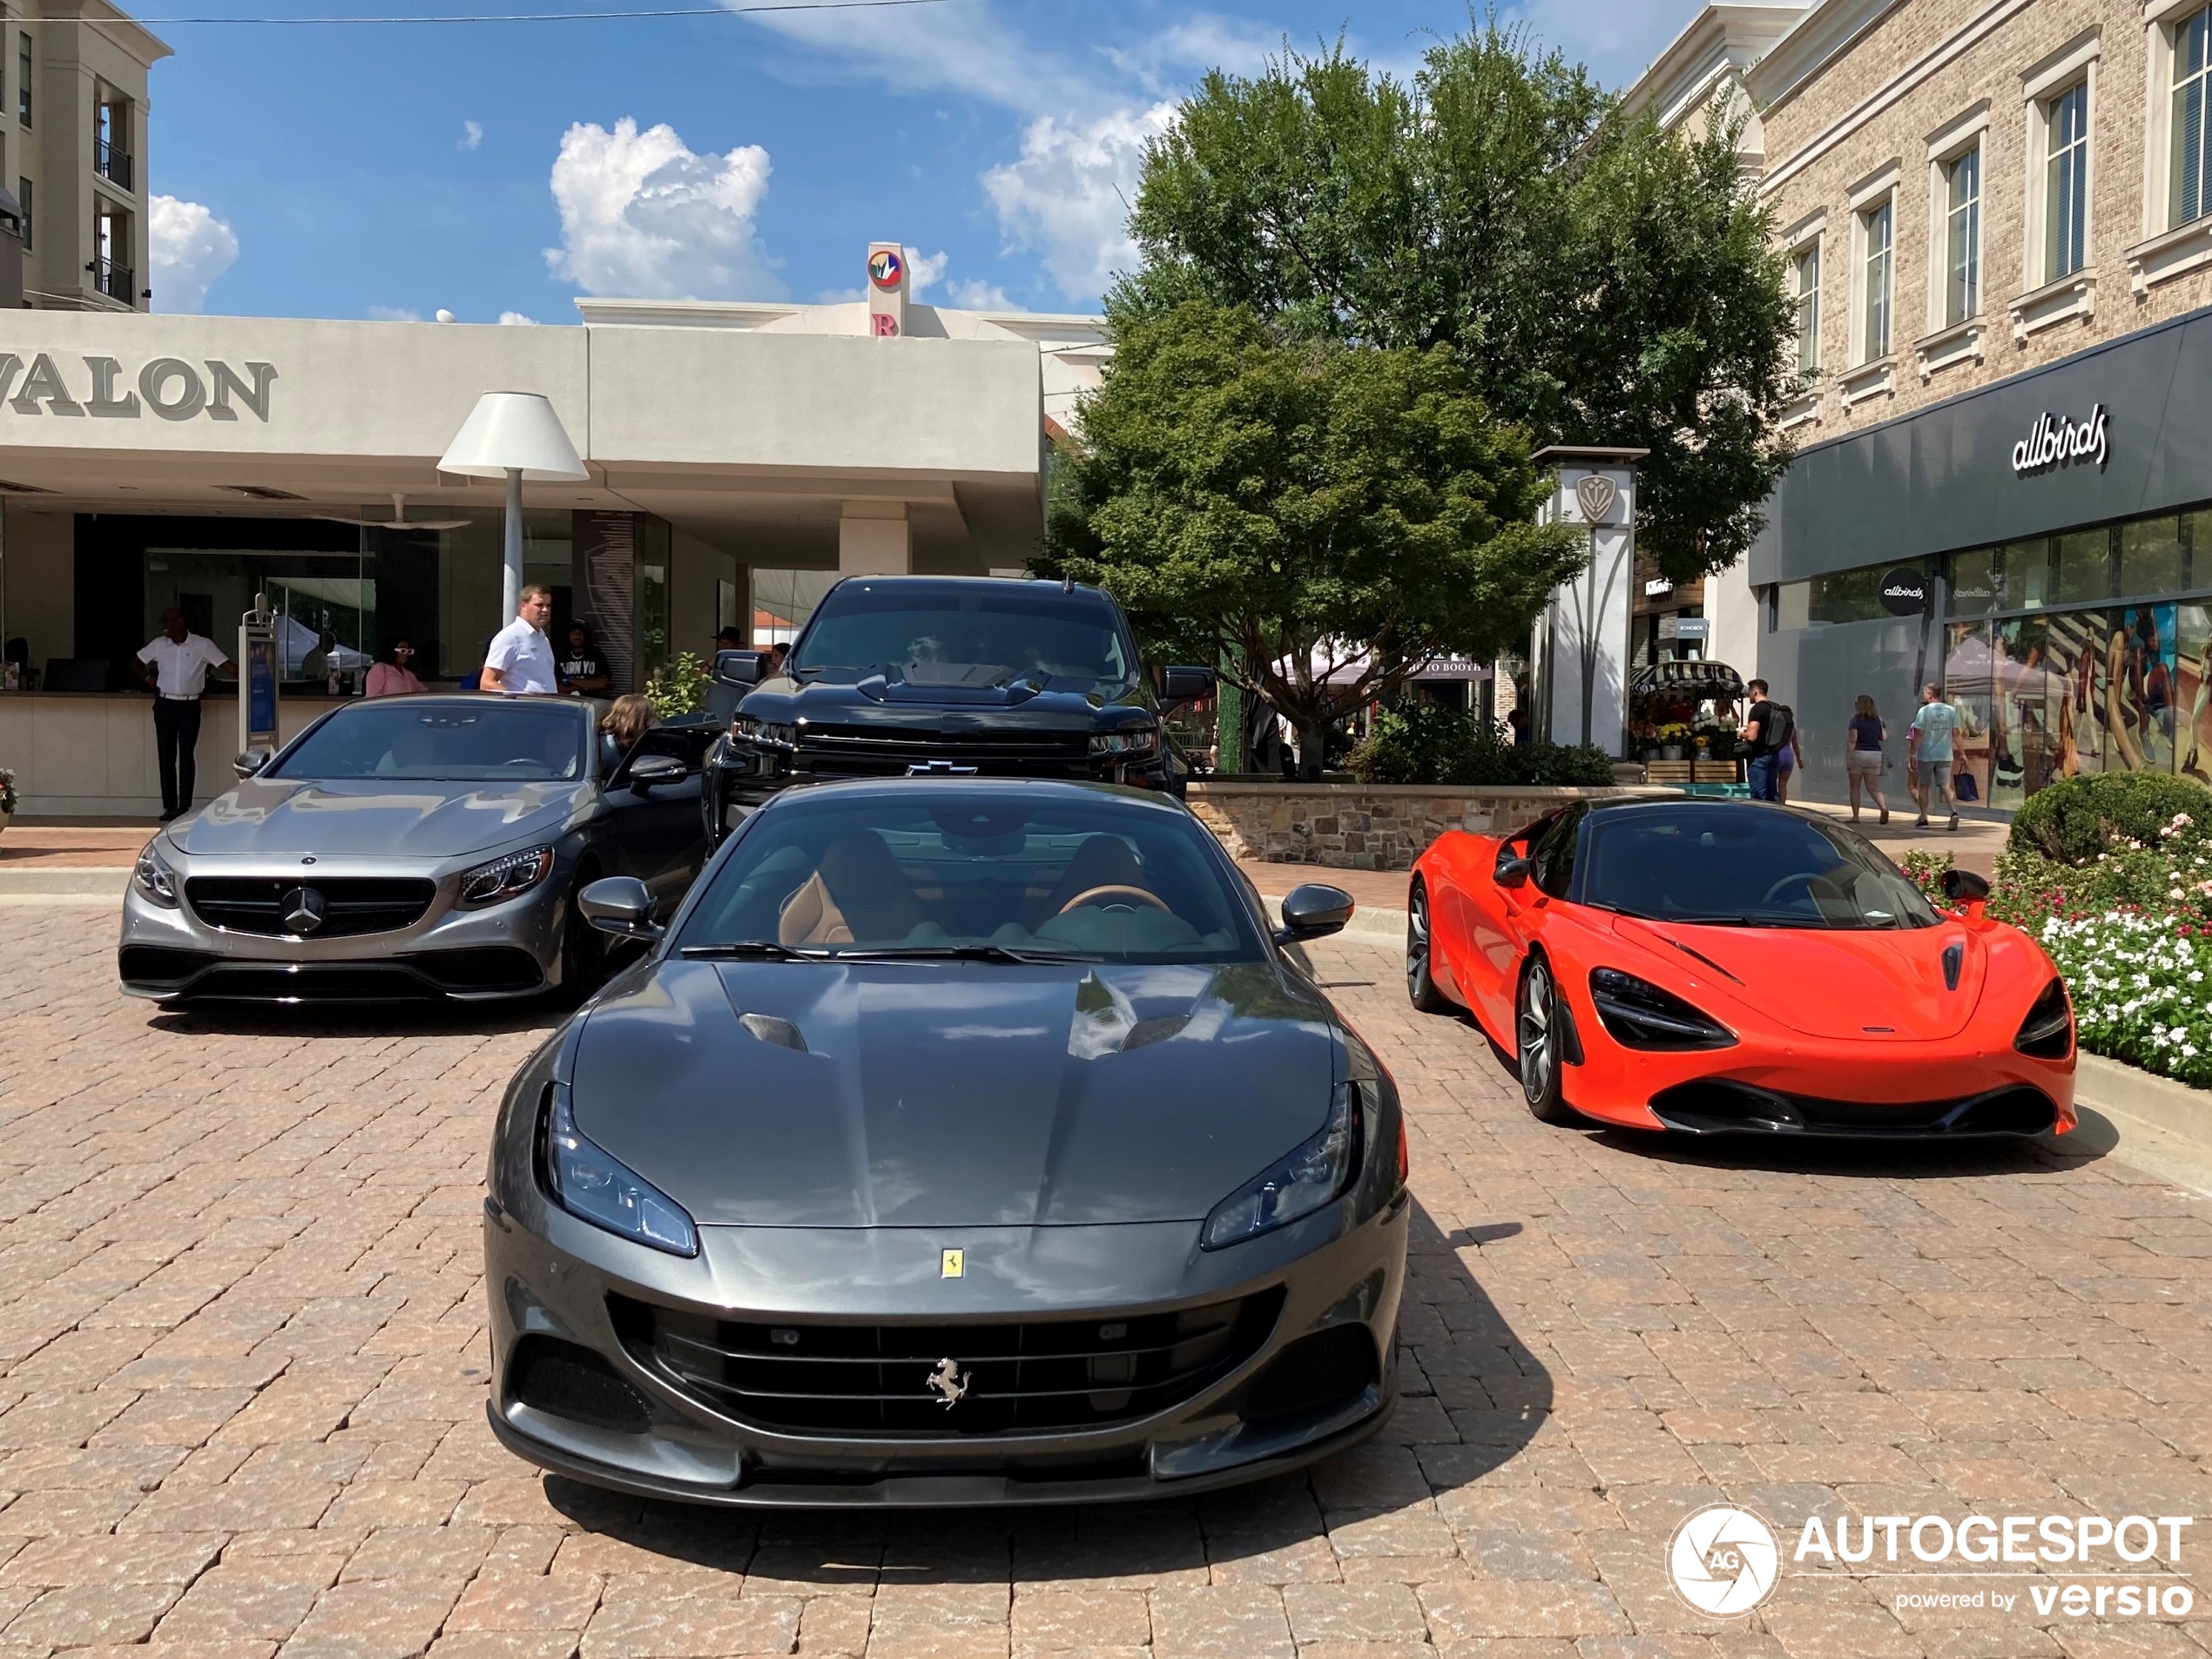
[118,694,716,1003]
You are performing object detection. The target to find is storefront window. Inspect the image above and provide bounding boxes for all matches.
[637,561,668,682]
[2121,515,2186,598]
[2053,528,2114,604]
[1949,545,2001,615]
[1806,559,1928,624]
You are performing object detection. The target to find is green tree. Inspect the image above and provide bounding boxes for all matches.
[1044,297,1581,778]
[1124,21,1798,581]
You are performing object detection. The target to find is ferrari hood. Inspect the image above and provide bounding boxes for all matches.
[176,778,583,860]
[1608,916,1986,1042]
[568,958,1341,1228]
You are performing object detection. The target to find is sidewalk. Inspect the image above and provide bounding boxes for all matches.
[1787,796,2007,875]
[0,823,156,867]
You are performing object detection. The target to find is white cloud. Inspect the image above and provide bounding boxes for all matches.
[147,195,238,314]
[737,2,1102,120]
[1101,16,1278,93]
[905,247,948,294]
[460,119,483,151]
[498,310,538,325]
[369,305,421,321]
[543,118,783,300]
[947,277,1014,310]
[982,103,1172,302]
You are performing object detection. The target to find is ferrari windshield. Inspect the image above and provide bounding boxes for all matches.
[792,582,1136,694]
[678,790,1262,962]
[1579,804,1940,930]
[268,701,587,782]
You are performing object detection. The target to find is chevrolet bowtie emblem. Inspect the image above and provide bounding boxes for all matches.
[280,886,326,935]
[926,1358,971,1408]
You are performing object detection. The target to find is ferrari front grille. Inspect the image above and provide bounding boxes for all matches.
[608,1289,1283,1437]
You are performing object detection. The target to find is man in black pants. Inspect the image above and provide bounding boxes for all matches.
[134,608,234,820]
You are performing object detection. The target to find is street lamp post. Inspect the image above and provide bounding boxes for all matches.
[436,392,589,619]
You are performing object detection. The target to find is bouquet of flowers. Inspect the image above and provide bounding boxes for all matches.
[0,765,15,817]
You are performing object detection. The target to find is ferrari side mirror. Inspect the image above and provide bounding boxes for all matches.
[1494,852,1532,889]
[578,876,663,941]
[1274,883,1354,944]
[233,746,273,779]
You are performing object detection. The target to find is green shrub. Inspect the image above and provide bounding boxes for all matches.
[644,651,712,718]
[1346,705,1615,788]
[2007,772,2212,864]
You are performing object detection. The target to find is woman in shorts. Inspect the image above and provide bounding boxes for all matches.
[1845,694,1888,825]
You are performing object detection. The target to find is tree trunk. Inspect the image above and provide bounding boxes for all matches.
[1297,712,1331,781]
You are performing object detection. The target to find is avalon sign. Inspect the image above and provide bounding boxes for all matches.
[0,352,275,421]
[2012,402,2107,475]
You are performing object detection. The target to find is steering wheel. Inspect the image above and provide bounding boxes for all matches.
[1760,872,1820,906]
[1057,884,1169,916]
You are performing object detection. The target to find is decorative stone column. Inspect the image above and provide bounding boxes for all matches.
[1530,445,1648,758]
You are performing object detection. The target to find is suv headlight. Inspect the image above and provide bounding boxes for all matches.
[1091,725,1158,757]
[537,1082,698,1256]
[2014,978,2073,1059]
[1202,1082,1363,1250]
[133,842,179,907]
[1589,968,1737,1050]
[458,845,555,908]
[732,715,797,750]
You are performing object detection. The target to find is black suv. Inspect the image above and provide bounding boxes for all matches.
[701,575,1212,842]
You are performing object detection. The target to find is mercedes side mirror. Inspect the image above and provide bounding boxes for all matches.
[713,650,765,687]
[233,747,273,779]
[1274,883,1354,944]
[1494,850,1533,889]
[1941,867,1991,912]
[578,876,663,941]
[627,753,686,794]
[1160,664,1216,704]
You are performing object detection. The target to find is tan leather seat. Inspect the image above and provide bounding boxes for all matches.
[779,831,927,947]
[1025,833,1156,931]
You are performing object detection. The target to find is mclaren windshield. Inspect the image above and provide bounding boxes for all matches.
[1578,804,1941,930]
[678,791,1264,962]
[267,700,588,782]
[792,581,1136,696]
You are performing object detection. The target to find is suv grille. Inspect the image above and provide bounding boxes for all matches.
[610,1289,1282,1437]
[185,877,436,938]
[796,725,1093,778]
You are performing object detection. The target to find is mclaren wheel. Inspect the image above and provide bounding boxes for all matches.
[1406,881,1454,1013]
[1516,957,1576,1124]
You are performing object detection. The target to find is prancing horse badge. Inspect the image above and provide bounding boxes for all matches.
[941,1248,965,1278]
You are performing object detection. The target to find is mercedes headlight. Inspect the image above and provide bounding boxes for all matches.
[1202,1082,1363,1251]
[1090,725,1158,757]
[458,845,555,909]
[133,842,179,907]
[537,1082,698,1257]
[732,715,797,750]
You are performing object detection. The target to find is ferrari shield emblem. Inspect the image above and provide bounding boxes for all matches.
[941,1248,964,1278]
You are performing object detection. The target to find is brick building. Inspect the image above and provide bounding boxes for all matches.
[1629,0,2212,812]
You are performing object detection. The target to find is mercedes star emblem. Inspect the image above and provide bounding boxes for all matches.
[280,887,327,935]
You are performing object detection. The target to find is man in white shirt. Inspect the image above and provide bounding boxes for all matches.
[481,585,558,696]
[134,608,234,821]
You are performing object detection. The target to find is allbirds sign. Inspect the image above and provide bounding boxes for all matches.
[2012,403,2108,476]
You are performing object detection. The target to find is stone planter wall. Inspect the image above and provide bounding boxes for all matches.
[1185,780,1680,871]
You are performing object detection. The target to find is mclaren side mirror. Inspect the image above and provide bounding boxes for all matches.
[1274,882,1355,944]
[713,650,765,687]
[1160,664,1216,704]
[1941,867,1991,913]
[627,753,687,793]
[578,875,663,941]
[1494,850,1533,889]
[233,747,273,779]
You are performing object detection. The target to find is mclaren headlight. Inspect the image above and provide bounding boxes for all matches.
[1202,1081,1364,1251]
[133,842,179,907]
[1090,725,1157,757]
[2014,977,2073,1059]
[458,845,555,909]
[1589,968,1737,1050]
[536,1082,698,1257]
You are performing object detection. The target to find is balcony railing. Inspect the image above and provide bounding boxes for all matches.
[88,257,134,303]
[94,138,131,191]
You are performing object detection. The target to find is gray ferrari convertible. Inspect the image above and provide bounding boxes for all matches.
[482,776,1409,1506]
[119,694,716,1002]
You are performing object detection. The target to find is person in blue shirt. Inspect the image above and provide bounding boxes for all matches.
[1909,682,1960,832]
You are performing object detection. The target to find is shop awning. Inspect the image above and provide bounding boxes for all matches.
[1631,660,1745,698]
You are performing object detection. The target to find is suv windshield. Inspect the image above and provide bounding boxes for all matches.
[678,791,1261,962]
[1579,805,1939,930]
[793,583,1135,695]
[269,701,586,782]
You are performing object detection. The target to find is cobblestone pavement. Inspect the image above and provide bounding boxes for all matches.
[3,901,2211,1658]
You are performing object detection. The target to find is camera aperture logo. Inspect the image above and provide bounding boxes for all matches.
[1669,1505,1782,1616]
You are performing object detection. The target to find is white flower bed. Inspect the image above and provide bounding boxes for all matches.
[2040,910,2212,1087]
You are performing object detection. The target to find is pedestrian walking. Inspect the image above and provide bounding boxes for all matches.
[133,607,234,821]
[481,585,559,696]
[364,639,426,698]
[1909,681,1960,831]
[1775,724,1804,804]
[1742,678,1794,802]
[1846,694,1889,825]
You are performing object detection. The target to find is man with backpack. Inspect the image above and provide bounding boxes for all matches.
[1909,680,1961,831]
[1743,679,1793,802]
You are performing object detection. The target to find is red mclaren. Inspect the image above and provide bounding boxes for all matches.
[1405,799,2076,1137]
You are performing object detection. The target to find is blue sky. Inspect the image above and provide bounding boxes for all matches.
[144,0,1709,322]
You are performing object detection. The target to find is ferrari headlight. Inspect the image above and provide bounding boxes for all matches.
[732,715,796,750]
[1090,725,1157,756]
[133,842,179,907]
[537,1082,698,1257]
[2014,978,2073,1059]
[1589,968,1737,1050]
[458,845,555,909]
[1202,1082,1363,1251]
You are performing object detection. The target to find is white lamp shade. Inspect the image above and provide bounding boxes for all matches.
[438,390,589,482]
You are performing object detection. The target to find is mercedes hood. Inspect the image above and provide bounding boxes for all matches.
[568,958,1343,1228]
[175,778,584,860]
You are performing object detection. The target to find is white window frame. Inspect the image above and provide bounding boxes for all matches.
[1848,168,1899,367]
[1925,105,1989,334]
[2144,0,2212,236]
[1790,234,1824,374]
[2021,32,2101,292]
